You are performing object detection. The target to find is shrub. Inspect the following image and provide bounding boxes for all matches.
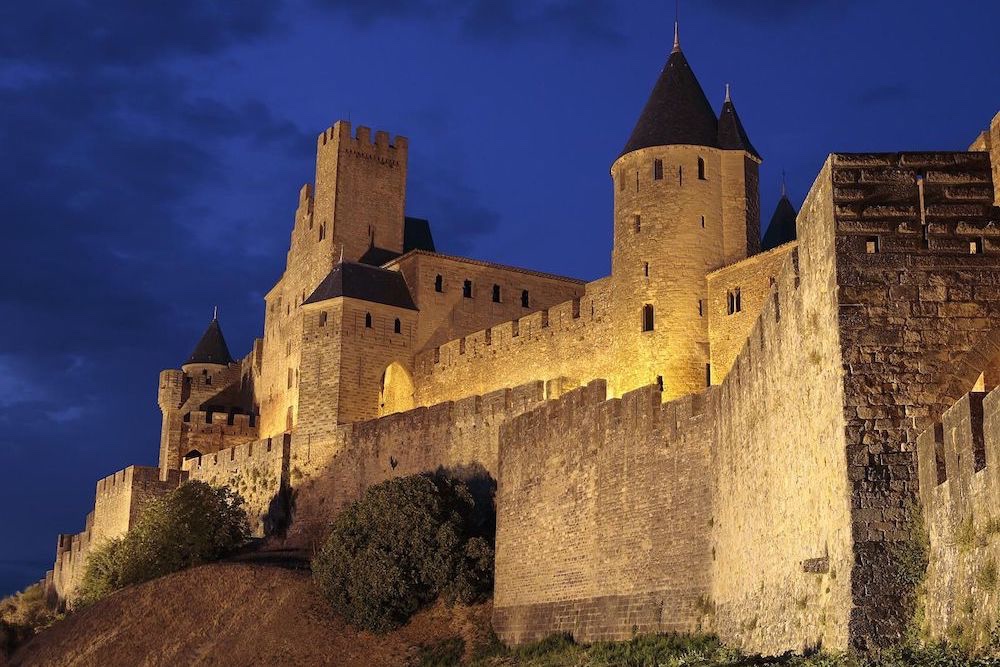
[75,481,249,606]
[0,582,61,660]
[312,472,494,633]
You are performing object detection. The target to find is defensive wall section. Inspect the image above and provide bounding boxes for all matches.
[493,381,717,644]
[918,385,1000,649]
[829,151,1000,646]
[493,180,854,654]
[52,466,184,604]
[412,278,617,407]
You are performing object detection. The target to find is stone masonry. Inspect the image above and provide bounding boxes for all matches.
[40,30,1000,656]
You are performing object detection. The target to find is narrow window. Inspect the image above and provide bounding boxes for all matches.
[698,157,706,180]
[678,166,683,186]
[635,170,640,192]
[634,215,641,233]
[463,280,473,298]
[865,236,880,254]
[705,364,712,387]
[287,368,293,389]
[727,288,742,315]
[492,284,501,303]
[365,312,372,328]
[394,318,401,334]
[286,341,291,355]
[434,274,443,292]
[971,238,985,255]
[318,224,325,241]
[521,290,530,308]
[656,375,664,391]
[653,159,663,180]
[700,215,706,229]
[643,262,649,277]
[698,299,704,317]
[319,312,328,327]
[642,304,655,332]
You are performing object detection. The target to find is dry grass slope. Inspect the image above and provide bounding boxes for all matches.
[8,562,491,667]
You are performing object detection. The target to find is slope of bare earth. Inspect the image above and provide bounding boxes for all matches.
[9,562,492,667]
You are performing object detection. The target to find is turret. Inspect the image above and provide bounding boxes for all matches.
[609,23,762,400]
[181,312,234,377]
[761,180,798,251]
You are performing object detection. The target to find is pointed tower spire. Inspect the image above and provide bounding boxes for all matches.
[183,316,234,368]
[620,15,719,156]
[762,181,798,251]
[780,170,788,198]
[672,0,681,53]
[717,84,761,160]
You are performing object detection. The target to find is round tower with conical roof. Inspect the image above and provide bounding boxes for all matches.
[610,24,762,399]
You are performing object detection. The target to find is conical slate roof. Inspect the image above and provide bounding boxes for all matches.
[718,96,760,160]
[621,46,719,156]
[761,194,798,251]
[185,317,234,366]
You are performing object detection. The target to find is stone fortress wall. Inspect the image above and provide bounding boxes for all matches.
[39,53,1000,657]
[51,467,184,602]
[918,385,1000,647]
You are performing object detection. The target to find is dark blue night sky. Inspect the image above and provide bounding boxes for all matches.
[1,1,998,597]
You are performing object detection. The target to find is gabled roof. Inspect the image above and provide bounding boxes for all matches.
[717,96,760,160]
[304,261,417,310]
[185,318,234,366]
[621,47,719,156]
[761,194,798,251]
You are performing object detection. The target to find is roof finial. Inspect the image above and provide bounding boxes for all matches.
[672,0,681,52]
[780,170,788,198]
[724,83,731,104]
[213,305,218,321]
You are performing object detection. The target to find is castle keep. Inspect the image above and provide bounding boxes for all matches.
[42,28,1000,654]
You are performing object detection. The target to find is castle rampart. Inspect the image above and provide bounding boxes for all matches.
[917,386,1000,647]
[493,381,717,644]
[51,466,185,604]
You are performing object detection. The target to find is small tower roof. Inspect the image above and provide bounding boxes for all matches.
[185,316,234,367]
[621,44,719,156]
[717,87,760,160]
[761,192,798,251]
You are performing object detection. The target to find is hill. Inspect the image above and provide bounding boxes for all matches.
[8,561,491,666]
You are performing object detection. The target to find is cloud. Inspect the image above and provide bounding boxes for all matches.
[312,0,623,43]
[705,0,858,23]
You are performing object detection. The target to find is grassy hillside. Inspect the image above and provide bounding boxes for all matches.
[8,562,491,667]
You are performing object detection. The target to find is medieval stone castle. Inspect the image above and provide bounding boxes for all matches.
[39,27,1000,655]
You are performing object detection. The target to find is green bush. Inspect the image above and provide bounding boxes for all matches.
[312,472,495,633]
[75,481,249,606]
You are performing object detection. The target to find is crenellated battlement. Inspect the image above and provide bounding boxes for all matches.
[316,120,408,159]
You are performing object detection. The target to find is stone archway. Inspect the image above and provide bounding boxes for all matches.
[379,362,415,417]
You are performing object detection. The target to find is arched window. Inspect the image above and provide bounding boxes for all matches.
[365,312,372,328]
[521,290,530,308]
[492,284,501,303]
[698,157,706,180]
[394,318,401,334]
[434,274,443,292]
[463,280,473,298]
[642,304,655,332]
[653,159,663,180]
